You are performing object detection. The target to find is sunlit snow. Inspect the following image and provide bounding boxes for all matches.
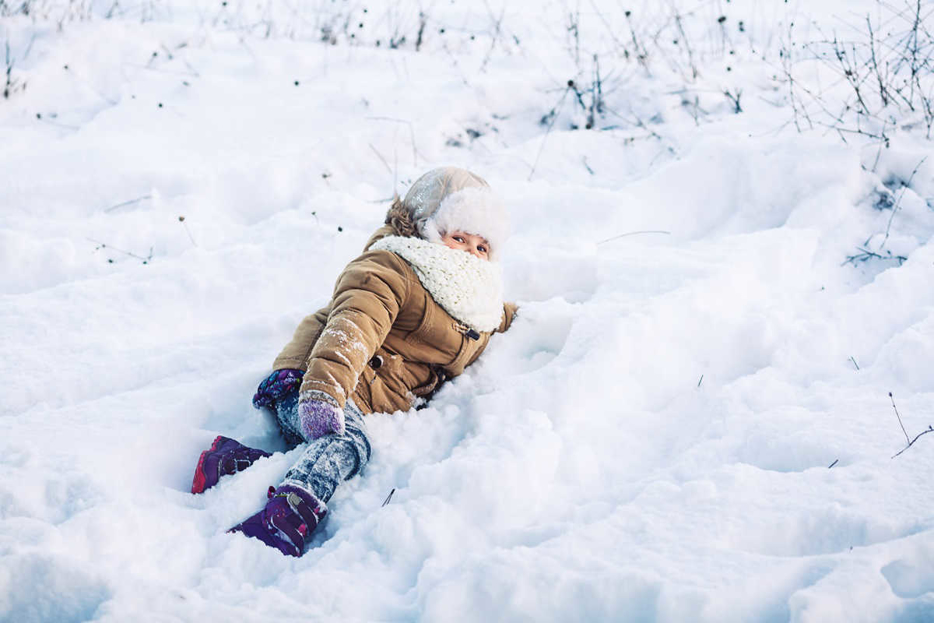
[2,1,933,622]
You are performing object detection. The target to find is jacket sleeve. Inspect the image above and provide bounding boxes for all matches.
[271,308,328,371]
[299,250,410,408]
[496,302,519,333]
[272,225,400,372]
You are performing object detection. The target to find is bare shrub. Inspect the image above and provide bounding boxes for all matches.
[788,0,934,139]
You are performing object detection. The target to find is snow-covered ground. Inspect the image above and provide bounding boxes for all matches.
[2,1,934,621]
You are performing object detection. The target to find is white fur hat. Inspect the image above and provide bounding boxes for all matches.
[402,167,509,259]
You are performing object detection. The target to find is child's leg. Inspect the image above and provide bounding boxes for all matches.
[279,400,372,503]
[192,386,303,494]
[227,400,370,555]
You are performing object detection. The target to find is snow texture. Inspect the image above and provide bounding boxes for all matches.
[371,235,506,333]
[1,1,934,622]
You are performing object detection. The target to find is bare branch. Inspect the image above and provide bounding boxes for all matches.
[597,230,672,245]
[892,426,934,458]
[104,194,153,213]
[890,391,911,445]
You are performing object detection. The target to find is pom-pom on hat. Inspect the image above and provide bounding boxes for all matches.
[399,167,509,259]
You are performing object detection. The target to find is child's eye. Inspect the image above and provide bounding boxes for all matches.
[453,236,465,243]
[477,245,487,254]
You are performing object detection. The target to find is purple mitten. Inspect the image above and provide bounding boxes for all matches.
[253,369,304,409]
[298,390,345,440]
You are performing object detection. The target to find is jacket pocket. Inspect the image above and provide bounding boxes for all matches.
[368,350,404,379]
[356,350,408,413]
[405,299,435,346]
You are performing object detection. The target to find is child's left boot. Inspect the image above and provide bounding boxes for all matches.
[191,436,272,494]
[228,484,327,557]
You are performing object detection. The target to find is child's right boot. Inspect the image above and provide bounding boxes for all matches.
[228,484,327,557]
[191,436,272,494]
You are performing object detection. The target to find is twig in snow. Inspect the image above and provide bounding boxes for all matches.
[104,194,152,213]
[87,238,154,264]
[890,391,910,446]
[779,20,814,133]
[789,2,934,140]
[671,7,698,80]
[604,103,669,147]
[849,356,860,370]
[4,39,25,100]
[880,155,927,252]
[723,88,743,113]
[382,488,395,507]
[178,215,197,246]
[697,374,704,387]
[21,33,36,62]
[566,6,581,68]
[588,54,604,129]
[842,246,907,267]
[529,86,570,181]
[582,156,595,175]
[415,12,426,51]
[62,64,119,106]
[866,16,889,109]
[596,230,672,245]
[623,9,651,74]
[365,116,420,166]
[123,62,200,78]
[439,40,472,88]
[892,426,934,459]
[479,0,506,73]
[586,0,628,58]
[868,121,888,173]
[828,459,839,468]
[35,113,80,131]
[368,143,393,176]
[681,91,704,126]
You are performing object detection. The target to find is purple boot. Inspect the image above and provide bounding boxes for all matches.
[228,485,327,557]
[191,436,272,494]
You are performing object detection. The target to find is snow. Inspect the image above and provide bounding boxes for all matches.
[2,1,933,621]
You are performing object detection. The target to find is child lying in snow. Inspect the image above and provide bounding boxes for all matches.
[190,167,518,557]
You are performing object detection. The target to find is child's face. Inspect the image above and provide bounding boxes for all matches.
[441,231,491,261]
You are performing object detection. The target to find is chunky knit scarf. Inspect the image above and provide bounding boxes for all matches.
[369,235,505,333]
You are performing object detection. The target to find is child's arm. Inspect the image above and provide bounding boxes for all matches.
[298,250,410,427]
[496,302,519,333]
[268,228,394,374]
[270,309,329,371]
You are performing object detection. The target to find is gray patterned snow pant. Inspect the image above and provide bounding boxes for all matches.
[273,392,372,503]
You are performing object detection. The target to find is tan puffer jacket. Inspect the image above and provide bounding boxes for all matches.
[272,223,517,415]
